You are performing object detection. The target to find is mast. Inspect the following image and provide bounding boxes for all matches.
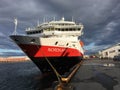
[37,19,40,26]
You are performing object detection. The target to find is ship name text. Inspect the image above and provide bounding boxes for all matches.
[48,48,65,52]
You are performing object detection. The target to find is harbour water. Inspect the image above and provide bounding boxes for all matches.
[0,60,120,90]
[0,61,57,90]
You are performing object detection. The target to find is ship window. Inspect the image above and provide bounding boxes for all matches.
[30,32,33,34]
[118,49,120,52]
[48,29,51,31]
[109,50,115,53]
[66,29,68,31]
[69,28,72,31]
[55,28,57,30]
[66,43,69,46]
[55,41,58,45]
[73,44,75,47]
[73,29,75,31]
[41,29,43,32]
[27,32,29,34]
[78,28,81,30]
[36,31,38,33]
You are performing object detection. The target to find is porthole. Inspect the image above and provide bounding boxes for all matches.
[55,41,58,45]
[30,39,35,43]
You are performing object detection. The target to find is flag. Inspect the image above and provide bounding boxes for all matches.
[14,18,17,25]
[80,41,84,47]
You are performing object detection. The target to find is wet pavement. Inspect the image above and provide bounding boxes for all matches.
[0,59,120,90]
[71,59,120,90]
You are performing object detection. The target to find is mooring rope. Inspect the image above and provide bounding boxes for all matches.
[36,44,62,83]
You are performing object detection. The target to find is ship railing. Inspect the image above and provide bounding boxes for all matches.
[25,27,36,31]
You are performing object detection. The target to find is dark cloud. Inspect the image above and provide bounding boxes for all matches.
[0,0,120,55]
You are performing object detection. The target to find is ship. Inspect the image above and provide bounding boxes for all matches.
[10,17,84,75]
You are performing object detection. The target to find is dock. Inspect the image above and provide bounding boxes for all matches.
[0,56,30,62]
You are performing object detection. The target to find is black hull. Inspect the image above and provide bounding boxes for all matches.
[30,56,83,75]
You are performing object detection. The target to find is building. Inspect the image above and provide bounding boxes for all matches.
[99,43,120,59]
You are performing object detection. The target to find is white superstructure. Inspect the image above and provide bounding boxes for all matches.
[23,17,84,54]
[25,17,84,37]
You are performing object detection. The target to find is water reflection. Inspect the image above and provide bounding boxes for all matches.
[33,73,57,90]
[0,62,57,90]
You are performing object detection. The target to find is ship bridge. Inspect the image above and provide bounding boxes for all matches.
[25,17,84,37]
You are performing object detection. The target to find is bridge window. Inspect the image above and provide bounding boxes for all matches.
[33,32,36,34]
[36,31,38,33]
[58,28,60,31]
[73,29,75,31]
[66,28,68,31]
[118,49,120,52]
[29,32,32,34]
[27,32,30,34]
[78,28,81,30]
[69,28,72,31]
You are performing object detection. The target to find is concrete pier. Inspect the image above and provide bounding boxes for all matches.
[0,56,30,62]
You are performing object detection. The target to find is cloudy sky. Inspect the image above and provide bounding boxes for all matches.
[0,0,120,56]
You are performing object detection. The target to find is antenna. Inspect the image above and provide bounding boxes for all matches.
[53,16,56,21]
[72,16,74,22]
[46,16,48,22]
[43,16,48,22]
[37,19,39,26]
[12,18,18,35]
[43,17,45,23]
